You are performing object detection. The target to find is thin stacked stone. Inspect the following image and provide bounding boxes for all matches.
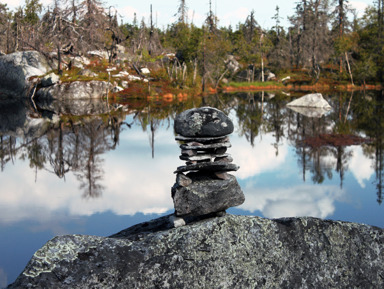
[171,107,245,222]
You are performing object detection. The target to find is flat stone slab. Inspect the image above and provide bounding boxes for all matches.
[179,153,229,162]
[175,135,229,143]
[172,173,245,216]
[174,107,234,137]
[180,141,232,150]
[174,161,239,173]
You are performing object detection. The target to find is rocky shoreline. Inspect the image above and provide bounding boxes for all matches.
[7,214,384,288]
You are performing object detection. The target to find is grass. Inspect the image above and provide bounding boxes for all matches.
[226,81,284,88]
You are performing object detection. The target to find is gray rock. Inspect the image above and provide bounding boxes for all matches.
[267,71,276,81]
[78,69,97,77]
[0,99,28,134]
[36,80,112,99]
[287,106,330,118]
[87,50,108,59]
[35,98,114,116]
[0,51,53,97]
[174,107,234,137]
[215,172,230,180]
[41,72,60,87]
[169,214,186,228]
[180,141,231,150]
[176,173,192,187]
[172,173,244,217]
[214,155,233,163]
[8,215,384,288]
[181,149,197,156]
[174,161,239,174]
[179,153,229,162]
[225,55,240,73]
[287,93,332,109]
[175,135,229,143]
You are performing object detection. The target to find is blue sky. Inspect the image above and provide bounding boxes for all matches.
[6,0,373,29]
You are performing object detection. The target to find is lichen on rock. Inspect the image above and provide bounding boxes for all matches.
[8,215,384,288]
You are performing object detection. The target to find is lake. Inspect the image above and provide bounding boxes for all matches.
[1,90,383,287]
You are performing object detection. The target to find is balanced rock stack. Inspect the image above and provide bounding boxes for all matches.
[171,107,245,221]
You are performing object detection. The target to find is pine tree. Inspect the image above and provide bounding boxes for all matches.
[176,0,188,24]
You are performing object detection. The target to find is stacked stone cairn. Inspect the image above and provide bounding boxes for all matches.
[171,107,245,227]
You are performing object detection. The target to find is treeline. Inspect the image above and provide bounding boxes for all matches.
[1,0,384,86]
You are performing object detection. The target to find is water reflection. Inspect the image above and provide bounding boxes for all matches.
[0,91,383,219]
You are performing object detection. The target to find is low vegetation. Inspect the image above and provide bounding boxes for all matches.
[1,0,384,95]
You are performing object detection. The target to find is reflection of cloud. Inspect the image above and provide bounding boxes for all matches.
[241,183,344,219]
[230,133,288,179]
[349,146,374,188]
[0,124,178,226]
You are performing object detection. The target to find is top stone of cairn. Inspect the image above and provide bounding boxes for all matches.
[174,107,234,137]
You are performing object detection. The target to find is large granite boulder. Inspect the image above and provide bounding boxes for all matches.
[0,51,53,98]
[8,215,384,288]
[36,80,112,100]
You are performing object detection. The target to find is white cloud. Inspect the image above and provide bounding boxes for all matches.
[120,6,139,21]
[350,1,369,16]
[5,0,22,8]
[221,7,249,27]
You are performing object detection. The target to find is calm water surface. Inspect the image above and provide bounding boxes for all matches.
[1,91,383,287]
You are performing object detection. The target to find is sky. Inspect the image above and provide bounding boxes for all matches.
[5,0,374,30]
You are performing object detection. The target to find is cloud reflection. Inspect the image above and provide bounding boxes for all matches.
[348,146,374,188]
[0,123,178,225]
[241,183,344,219]
[230,133,288,179]
[0,112,375,226]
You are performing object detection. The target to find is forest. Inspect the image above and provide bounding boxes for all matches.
[1,0,384,89]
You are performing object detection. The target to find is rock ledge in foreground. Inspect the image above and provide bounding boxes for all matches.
[8,215,384,288]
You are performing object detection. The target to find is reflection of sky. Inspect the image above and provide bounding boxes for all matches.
[349,146,374,188]
[1,110,384,286]
[230,127,345,219]
[0,114,381,225]
[0,120,179,225]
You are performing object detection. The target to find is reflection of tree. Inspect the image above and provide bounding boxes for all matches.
[73,119,110,198]
[0,111,129,199]
[28,138,46,182]
[331,145,353,188]
[235,92,264,147]
[46,122,70,179]
[136,106,164,159]
[265,94,286,156]
[288,105,334,184]
[372,93,384,205]
[0,135,16,171]
[353,90,384,204]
